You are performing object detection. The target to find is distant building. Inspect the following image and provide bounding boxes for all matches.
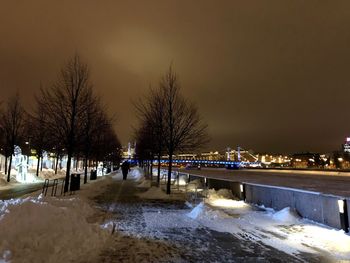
[257,154,291,167]
[343,137,350,153]
[122,142,136,159]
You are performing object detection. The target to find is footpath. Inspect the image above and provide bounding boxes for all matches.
[0,168,349,262]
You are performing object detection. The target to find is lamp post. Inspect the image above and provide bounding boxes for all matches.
[25,139,31,167]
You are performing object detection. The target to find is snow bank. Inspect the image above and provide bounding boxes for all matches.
[272,207,301,224]
[187,179,203,191]
[205,188,248,210]
[187,202,230,220]
[138,187,169,200]
[0,178,7,186]
[0,192,110,262]
[128,167,144,182]
[137,180,151,188]
[185,189,350,261]
[37,168,66,180]
[207,188,234,200]
[137,186,184,201]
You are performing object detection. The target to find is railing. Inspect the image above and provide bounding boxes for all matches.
[153,169,208,204]
[42,179,66,197]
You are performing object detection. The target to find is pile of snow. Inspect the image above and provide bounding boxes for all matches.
[205,188,248,210]
[37,168,66,180]
[187,202,230,220]
[207,189,234,200]
[128,167,144,182]
[186,179,203,191]
[0,172,18,189]
[0,178,7,186]
[186,196,350,261]
[137,179,151,188]
[138,187,169,200]
[272,207,301,224]
[16,172,43,183]
[138,186,184,200]
[0,192,110,262]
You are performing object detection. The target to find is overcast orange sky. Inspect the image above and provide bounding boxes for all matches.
[1,1,350,153]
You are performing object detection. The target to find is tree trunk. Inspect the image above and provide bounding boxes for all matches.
[4,155,8,175]
[166,152,173,194]
[84,157,88,184]
[75,157,79,171]
[40,155,43,171]
[157,155,161,186]
[55,155,59,174]
[64,152,72,193]
[7,154,13,182]
[36,156,40,177]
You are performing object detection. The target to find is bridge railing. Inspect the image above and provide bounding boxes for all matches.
[155,159,261,167]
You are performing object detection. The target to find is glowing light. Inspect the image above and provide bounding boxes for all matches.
[240,184,244,193]
[338,158,344,162]
[338,200,344,214]
[209,199,248,208]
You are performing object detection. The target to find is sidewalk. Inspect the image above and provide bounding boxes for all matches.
[0,168,349,262]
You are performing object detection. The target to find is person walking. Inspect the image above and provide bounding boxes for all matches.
[121,161,130,180]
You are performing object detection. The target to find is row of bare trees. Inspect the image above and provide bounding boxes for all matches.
[134,66,209,194]
[0,55,121,192]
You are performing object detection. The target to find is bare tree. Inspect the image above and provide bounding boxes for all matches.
[26,98,50,177]
[90,120,121,174]
[134,119,156,175]
[39,55,92,192]
[0,94,26,181]
[135,66,209,194]
[80,96,115,183]
[134,85,165,183]
[160,67,209,194]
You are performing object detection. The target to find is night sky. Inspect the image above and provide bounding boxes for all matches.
[1,1,350,153]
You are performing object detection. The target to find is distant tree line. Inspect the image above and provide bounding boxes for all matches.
[134,66,209,194]
[0,55,121,192]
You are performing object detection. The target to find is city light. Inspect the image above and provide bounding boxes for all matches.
[338,200,344,214]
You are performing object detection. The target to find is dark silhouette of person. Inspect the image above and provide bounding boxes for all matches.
[121,161,130,180]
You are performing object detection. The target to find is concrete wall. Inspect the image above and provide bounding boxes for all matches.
[207,179,242,199]
[184,172,349,230]
[245,184,344,229]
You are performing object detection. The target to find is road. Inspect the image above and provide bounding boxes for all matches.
[178,168,350,197]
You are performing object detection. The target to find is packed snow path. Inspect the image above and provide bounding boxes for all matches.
[92,178,321,262]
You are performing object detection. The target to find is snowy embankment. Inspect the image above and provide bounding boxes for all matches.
[0,168,67,191]
[186,188,350,261]
[0,174,114,263]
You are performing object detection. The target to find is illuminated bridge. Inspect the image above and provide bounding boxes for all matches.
[158,159,260,168]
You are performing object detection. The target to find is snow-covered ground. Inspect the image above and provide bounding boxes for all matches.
[185,188,350,261]
[0,168,67,192]
[0,172,115,262]
[1,167,349,262]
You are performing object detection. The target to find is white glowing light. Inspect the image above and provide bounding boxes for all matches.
[240,184,244,193]
[338,200,345,214]
[209,199,248,208]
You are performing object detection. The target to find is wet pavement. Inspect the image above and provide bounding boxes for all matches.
[91,178,324,263]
